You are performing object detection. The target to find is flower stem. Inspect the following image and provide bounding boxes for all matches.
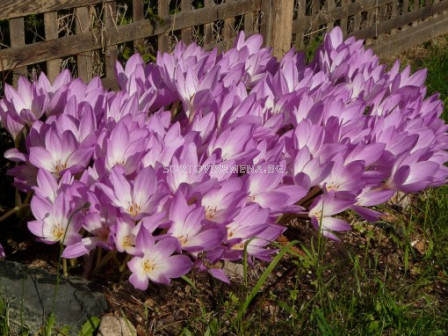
[119,255,131,273]
[62,258,68,277]
[0,204,29,223]
[92,250,117,275]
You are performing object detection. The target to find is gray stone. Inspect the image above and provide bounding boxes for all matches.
[0,260,109,334]
[98,315,136,336]
[223,261,244,280]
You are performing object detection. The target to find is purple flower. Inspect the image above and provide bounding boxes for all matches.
[199,178,247,223]
[29,125,92,177]
[98,166,166,219]
[28,192,83,245]
[0,77,47,139]
[1,26,447,288]
[168,191,225,252]
[128,228,192,288]
[308,191,354,241]
[246,161,306,214]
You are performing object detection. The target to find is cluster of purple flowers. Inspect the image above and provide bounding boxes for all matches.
[1,27,447,289]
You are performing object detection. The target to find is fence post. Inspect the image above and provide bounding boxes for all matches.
[44,12,61,82]
[260,0,294,59]
[9,18,27,84]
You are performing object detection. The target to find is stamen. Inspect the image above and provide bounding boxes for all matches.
[52,225,65,241]
[128,202,141,217]
[122,234,135,249]
[53,160,67,174]
[205,206,218,220]
[142,259,155,273]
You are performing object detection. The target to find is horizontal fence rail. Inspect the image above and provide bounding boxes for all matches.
[0,0,447,90]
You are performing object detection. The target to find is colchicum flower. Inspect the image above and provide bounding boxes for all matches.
[1,26,447,289]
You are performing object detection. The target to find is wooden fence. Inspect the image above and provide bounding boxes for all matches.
[0,0,447,90]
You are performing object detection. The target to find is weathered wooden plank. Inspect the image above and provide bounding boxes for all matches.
[325,0,336,30]
[104,1,118,80]
[308,0,321,38]
[133,0,144,52]
[203,0,215,48]
[44,11,61,82]
[402,0,409,14]
[0,0,262,72]
[390,0,398,34]
[181,0,193,44]
[0,0,111,20]
[433,0,440,18]
[340,0,349,35]
[101,76,119,90]
[414,0,420,11]
[353,0,361,32]
[76,6,93,82]
[260,0,294,58]
[371,12,448,58]
[294,0,306,49]
[353,1,448,40]
[259,0,271,46]
[157,0,169,52]
[243,9,255,33]
[223,0,236,45]
[9,18,27,83]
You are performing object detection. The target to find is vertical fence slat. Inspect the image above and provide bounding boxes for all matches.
[390,1,398,34]
[326,0,336,30]
[204,0,214,48]
[340,0,348,35]
[413,0,419,11]
[244,8,255,34]
[133,0,144,52]
[378,3,387,35]
[353,2,361,32]
[261,0,294,59]
[294,0,306,49]
[402,0,409,14]
[412,0,420,26]
[181,0,192,44]
[223,0,236,47]
[433,0,439,18]
[76,7,92,82]
[44,12,61,82]
[104,1,118,80]
[365,1,377,44]
[310,0,320,39]
[158,0,169,52]
[9,18,27,84]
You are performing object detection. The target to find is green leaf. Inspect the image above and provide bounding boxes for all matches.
[237,240,299,322]
[45,313,56,336]
[181,328,193,336]
[78,316,101,336]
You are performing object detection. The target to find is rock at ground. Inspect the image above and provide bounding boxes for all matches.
[0,260,109,334]
[98,315,137,336]
[223,261,244,280]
